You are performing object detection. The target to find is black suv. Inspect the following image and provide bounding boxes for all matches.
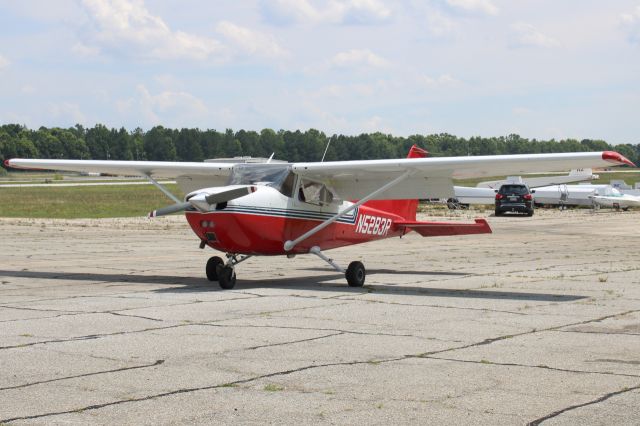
[495,184,535,216]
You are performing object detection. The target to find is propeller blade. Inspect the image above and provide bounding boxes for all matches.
[148,202,191,218]
[204,186,256,205]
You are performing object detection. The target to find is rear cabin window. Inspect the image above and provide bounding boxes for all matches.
[499,185,529,195]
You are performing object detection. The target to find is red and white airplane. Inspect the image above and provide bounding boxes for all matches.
[5,147,634,289]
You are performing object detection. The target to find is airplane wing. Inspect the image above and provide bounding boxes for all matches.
[292,151,635,200]
[3,159,235,193]
[3,158,233,178]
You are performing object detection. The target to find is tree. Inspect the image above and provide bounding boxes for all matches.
[144,126,176,161]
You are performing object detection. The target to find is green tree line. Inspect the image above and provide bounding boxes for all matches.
[1,124,638,173]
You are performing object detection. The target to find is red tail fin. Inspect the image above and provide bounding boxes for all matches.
[364,144,427,220]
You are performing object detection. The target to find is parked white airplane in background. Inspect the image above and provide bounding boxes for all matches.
[590,189,640,210]
[448,169,598,207]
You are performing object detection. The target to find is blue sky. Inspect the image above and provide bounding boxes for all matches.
[0,0,638,144]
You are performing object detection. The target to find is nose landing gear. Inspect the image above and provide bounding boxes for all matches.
[205,254,251,290]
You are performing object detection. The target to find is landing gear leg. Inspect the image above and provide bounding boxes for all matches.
[309,246,366,287]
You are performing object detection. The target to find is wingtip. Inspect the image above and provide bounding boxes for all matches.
[3,159,11,168]
[602,151,636,167]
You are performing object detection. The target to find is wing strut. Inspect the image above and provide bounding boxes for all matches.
[283,170,414,252]
[144,174,181,204]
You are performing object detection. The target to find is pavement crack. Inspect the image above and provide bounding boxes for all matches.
[0,360,164,392]
[422,356,640,378]
[243,332,344,351]
[0,357,405,424]
[201,323,456,343]
[107,312,163,322]
[527,383,640,425]
[338,297,528,316]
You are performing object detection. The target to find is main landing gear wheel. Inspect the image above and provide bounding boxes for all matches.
[346,261,366,287]
[206,256,224,281]
[217,265,237,290]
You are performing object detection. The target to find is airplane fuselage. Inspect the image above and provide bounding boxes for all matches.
[185,186,406,255]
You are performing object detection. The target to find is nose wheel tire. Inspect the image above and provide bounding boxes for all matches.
[346,261,366,287]
[206,256,224,281]
[217,265,237,289]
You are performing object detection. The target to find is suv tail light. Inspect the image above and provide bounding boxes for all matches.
[495,194,504,200]
[523,194,533,200]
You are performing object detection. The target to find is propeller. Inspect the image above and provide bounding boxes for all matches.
[148,185,256,218]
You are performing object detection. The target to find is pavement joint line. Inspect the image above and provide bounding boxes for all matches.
[0,356,406,424]
[412,308,640,358]
[200,323,455,342]
[335,297,529,316]
[0,360,165,392]
[241,332,344,351]
[421,356,640,379]
[526,383,640,425]
[106,312,164,322]
[5,309,637,422]
[553,329,640,337]
[0,301,351,351]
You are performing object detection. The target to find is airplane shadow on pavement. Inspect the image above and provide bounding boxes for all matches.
[0,269,587,302]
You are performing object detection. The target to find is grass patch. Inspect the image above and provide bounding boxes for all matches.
[0,184,183,218]
[264,384,284,392]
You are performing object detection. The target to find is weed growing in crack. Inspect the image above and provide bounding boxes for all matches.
[264,384,284,392]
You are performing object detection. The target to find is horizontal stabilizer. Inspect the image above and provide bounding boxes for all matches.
[396,218,492,237]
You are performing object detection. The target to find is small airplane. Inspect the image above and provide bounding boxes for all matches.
[4,148,635,289]
[589,188,640,210]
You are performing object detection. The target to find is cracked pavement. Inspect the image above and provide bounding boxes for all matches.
[1,210,639,425]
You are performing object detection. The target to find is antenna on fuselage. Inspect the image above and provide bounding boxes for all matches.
[266,152,275,163]
[321,139,332,162]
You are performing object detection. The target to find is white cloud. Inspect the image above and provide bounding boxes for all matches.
[80,0,223,61]
[329,49,388,68]
[362,115,393,133]
[216,21,288,58]
[446,0,498,16]
[49,102,87,124]
[419,74,461,89]
[621,5,640,43]
[118,85,211,127]
[72,42,101,57]
[425,10,457,37]
[0,54,10,70]
[21,85,37,94]
[510,22,560,48]
[261,0,392,26]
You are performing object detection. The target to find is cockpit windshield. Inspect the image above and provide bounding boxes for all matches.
[226,164,295,197]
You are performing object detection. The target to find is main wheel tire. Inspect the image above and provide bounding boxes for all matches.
[217,265,237,290]
[206,256,224,281]
[346,261,365,287]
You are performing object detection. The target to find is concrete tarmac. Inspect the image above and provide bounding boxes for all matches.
[1,210,639,425]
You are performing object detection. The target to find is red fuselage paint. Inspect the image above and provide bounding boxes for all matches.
[185,204,406,256]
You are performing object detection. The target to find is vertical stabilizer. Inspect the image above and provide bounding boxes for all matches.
[364,144,427,220]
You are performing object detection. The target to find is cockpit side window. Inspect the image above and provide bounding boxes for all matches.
[297,178,335,206]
